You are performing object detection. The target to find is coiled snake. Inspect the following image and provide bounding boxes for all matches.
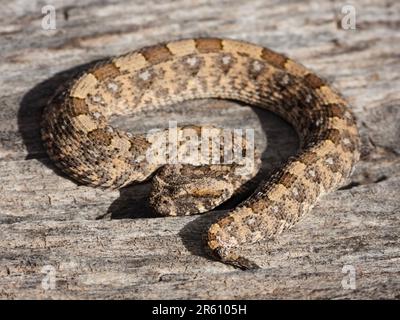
[41,38,360,269]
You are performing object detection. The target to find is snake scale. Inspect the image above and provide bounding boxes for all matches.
[41,38,360,269]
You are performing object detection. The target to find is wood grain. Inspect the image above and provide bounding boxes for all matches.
[0,0,399,299]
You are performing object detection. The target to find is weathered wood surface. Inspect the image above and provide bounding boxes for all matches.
[0,0,399,299]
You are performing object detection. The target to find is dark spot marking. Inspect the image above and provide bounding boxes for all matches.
[324,128,342,145]
[87,128,113,145]
[328,103,347,119]
[141,45,173,64]
[299,151,319,165]
[92,63,120,80]
[304,73,326,89]
[261,48,288,69]
[195,38,223,53]
[237,52,250,58]
[326,103,357,127]
[279,171,297,188]
[70,97,89,116]
[128,135,150,155]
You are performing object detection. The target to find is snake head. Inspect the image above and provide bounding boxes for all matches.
[149,164,248,216]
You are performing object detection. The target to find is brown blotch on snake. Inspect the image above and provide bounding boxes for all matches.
[41,38,360,270]
[141,45,173,64]
[92,63,121,80]
[195,38,223,53]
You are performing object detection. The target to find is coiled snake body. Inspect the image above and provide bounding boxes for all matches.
[41,38,360,269]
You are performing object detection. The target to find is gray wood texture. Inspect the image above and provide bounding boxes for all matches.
[0,0,399,299]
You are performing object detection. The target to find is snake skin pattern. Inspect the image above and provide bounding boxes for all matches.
[41,38,360,269]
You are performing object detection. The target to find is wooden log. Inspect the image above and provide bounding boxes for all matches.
[0,0,399,299]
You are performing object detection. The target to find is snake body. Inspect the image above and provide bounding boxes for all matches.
[41,38,360,269]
